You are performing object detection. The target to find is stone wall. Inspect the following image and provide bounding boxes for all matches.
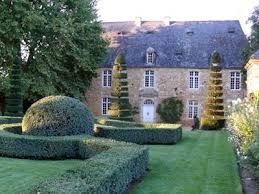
[85,67,245,126]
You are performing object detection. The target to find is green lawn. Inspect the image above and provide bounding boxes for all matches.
[0,158,83,193]
[0,130,242,194]
[131,130,242,194]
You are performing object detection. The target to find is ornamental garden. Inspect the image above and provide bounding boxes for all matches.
[0,51,255,194]
[0,2,259,193]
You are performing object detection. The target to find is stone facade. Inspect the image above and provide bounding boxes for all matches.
[245,49,259,96]
[85,19,247,125]
[85,67,245,126]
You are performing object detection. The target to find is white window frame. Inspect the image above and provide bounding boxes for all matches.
[102,70,112,87]
[144,70,155,88]
[188,100,199,119]
[102,97,111,115]
[146,52,154,64]
[189,71,199,89]
[230,71,241,90]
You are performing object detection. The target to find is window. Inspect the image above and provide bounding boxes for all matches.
[147,52,154,64]
[189,71,199,89]
[144,99,154,105]
[146,47,155,64]
[188,100,198,118]
[102,97,111,115]
[102,70,112,87]
[144,70,154,87]
[230,72,241,90]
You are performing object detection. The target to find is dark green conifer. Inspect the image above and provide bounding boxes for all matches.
[200,51,225,130]
[108,53,133,121]
[5,56,23,116]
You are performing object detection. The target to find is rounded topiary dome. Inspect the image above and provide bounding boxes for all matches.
[22,96,94,136]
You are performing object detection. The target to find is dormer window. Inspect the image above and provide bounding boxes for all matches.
[146,47,155,64]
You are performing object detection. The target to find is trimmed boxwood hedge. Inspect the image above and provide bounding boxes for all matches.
[0,116,23,124]
[95,117,143,127]
[0,126,148,193]
[32,146,148,194]
[22,96,94,136]
[94,123,182,144]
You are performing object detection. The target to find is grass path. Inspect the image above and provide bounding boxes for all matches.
[0,158,83,194]
[131,130,242,194]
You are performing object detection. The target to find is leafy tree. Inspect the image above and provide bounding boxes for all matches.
[157,97,183,123]
[108,53,133,121]
[0,0,107,102]
[242,5,259,79]
[200,51,225,130]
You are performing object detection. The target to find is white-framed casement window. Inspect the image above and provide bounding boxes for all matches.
[188,100,199,118]
[146,47,155,64]
[144,70,155,87]
[102,70,112,87]
[230,72,241,90]
[147,52,154,64]
[189,71,199,89]
[102,97,111,115]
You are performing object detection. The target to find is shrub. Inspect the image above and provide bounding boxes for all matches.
[22,96,94,136]
[200,117,225,130]
[94,123,182,144]
[0,116,22,124]
[227,94,259,181]
[108,53,133,121]
[5,61,23,117]
[0,128,148,193]
[157,97,183,123]
[211,51,221,64]
[0,123,22,134]
[33,146,148,194]
[200,52,225,130]
[95,117,143,127]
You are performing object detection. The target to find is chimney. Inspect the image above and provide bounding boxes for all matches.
[163,16,171,26]
[135,17,142,27]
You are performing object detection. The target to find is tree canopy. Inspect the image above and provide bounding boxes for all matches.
[242,5,259,62]
[0,0,107,101]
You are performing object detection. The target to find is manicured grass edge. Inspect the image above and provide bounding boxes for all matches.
[0,127,149,193]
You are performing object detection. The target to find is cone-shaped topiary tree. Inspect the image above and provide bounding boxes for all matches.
[5,56,23,117]
[200,51,225,130]
[108,53,133,121]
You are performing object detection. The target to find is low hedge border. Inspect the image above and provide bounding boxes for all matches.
[0,116,23,124]
[94,124,182,144]
[0,127,148,193]
[33,146,148,194]
[95,117,143,127]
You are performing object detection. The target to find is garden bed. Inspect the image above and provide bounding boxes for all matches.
[0,125,148,193]
[95,118,182,144]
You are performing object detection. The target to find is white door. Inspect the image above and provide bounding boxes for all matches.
[143,99,155,122]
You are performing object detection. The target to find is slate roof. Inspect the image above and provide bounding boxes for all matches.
[250,49,259,59]
[102,20,247,69]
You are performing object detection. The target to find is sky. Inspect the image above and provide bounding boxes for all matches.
[97,0,258,36]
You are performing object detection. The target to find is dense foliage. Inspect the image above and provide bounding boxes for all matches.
[227,93,259,180]
[33,145,148,194]
[95,124,182,144]
[242,5,259,80]
[200,52,225,130]
[108,53,133,121]
[5,61,23,116]
[157,97,183,123]
[0,126,148,193]
[0,0,107,101]
[22,96,94,136]
[0,116,22,124]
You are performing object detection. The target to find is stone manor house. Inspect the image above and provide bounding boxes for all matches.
[85,18,247,125]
